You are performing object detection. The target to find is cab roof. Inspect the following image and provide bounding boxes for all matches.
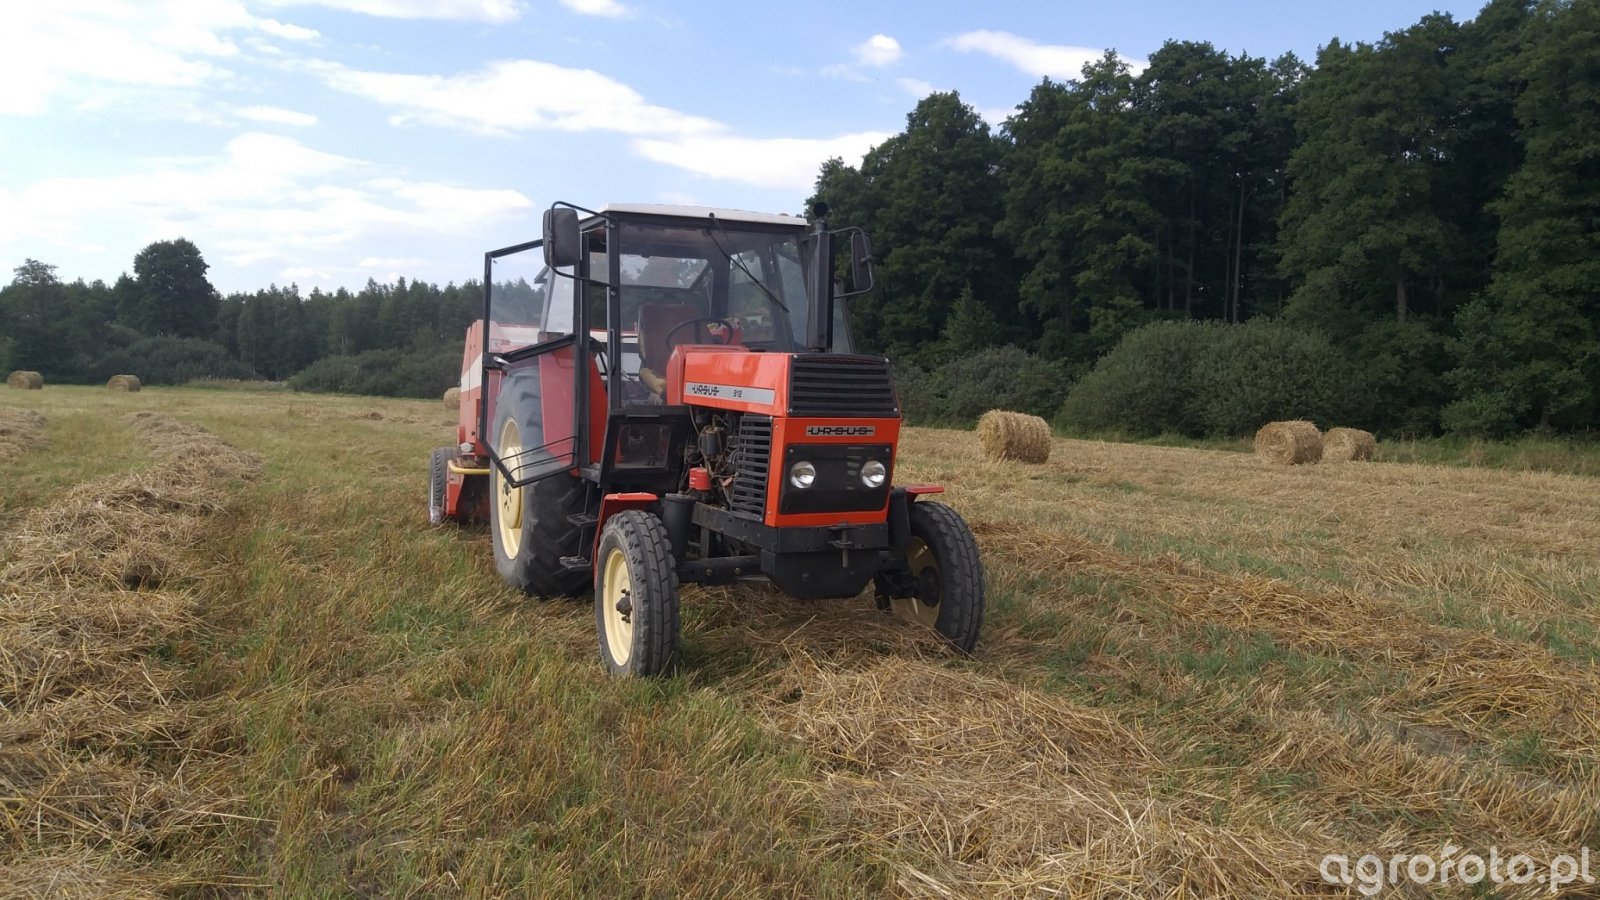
[593,203,806,229]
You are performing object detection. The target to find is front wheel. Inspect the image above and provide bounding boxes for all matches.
[594,510,680,677]
[888,501,985,652]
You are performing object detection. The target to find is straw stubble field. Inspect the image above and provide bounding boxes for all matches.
[4,386,1600,897]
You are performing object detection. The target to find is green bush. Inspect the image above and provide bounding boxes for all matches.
[291,345,461,398]
[1190,320,1356,435]
[91,337,257,385]
[1056,321,1214,437]
[894,346,1071,425]
[1349,319,1448,437]
[1057,320,1360,438]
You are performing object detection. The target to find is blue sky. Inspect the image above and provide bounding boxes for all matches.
[1,0,1485,295]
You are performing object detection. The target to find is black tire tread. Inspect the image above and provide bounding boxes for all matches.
[910,500,986,653]
[491,372,590,598]
[595,510,680,677]
[428,446,451,525]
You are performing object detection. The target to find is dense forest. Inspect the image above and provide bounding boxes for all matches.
[2,0,1595,437]
[812,0,1599,438]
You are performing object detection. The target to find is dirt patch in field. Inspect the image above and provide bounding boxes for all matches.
[0,413,261,894]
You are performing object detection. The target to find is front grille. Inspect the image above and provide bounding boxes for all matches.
[788,354,898,418]
[729,415,772,518]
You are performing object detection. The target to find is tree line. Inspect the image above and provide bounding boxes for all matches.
[0,240,477,397]
[811,0,1599,437]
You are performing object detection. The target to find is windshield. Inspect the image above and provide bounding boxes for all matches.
[612,219,812,350]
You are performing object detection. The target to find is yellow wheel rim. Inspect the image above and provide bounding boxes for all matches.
[601,546,633,666]
[891,538,940,627]
[495,417,524,559]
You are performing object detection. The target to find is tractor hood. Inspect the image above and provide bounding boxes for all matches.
[665,347,900,420]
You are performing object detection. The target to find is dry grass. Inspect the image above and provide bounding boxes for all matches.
[0,408,46,463]
[977,410,1050,464]
[0,410,261,895]
[1254,420,1322,465]
[7,389,1600,897]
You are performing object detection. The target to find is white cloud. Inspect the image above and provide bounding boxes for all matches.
[357,256,427,268]
[256,0,522,21]
[235,104,319,126]
[896,77,937,98]
[0,0,320,115]
[314,59,721,136]
[977,105,1017,127]
[559,0,627,17]
[0,133,531,274]
[632,131,890,191]
[279,265,334,282]
[945,30,1145,80]
[854,34,902,68]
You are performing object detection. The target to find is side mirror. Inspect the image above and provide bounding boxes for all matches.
[543,208,581,269]
[849,231,874,291]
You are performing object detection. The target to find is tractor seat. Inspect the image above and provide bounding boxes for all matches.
[637,304,711,395]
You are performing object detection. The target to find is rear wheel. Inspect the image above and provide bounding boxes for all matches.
[490,375,589,598]
[888,501,985,652]
[428,446,452,525]
[594,510,680,677]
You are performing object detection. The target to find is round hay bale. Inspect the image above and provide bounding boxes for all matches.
[106,374,142,393]
[977,409,1051,464]
[7,370,43,390]
[443,386,461,408]
[1323,427,1376,462]
[1254,420,1323,465]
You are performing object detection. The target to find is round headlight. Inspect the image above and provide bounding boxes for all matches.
[789,460,816,489]
[860,459,887,488]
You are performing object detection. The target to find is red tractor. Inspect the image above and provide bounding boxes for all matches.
[429,202,984,676]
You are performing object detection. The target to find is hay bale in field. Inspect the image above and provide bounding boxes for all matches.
[978,409,1051,464]
[106,374,142,392]
[443,386,461,408]
[1254,420,1323,465]
[7,370,43,389]
[1323,427,1376,462]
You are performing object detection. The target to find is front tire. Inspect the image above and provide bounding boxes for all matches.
[594,510,680,677]
[888,501,985,652]
[490,375,589,598]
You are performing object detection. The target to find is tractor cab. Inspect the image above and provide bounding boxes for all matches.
[431,202,985,678]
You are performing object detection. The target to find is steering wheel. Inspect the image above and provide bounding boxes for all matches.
[663,317,736,348]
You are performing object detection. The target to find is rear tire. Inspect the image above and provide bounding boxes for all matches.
[428,446,452,525]
[888,501,985,652]
[594,510,680,677]
[490,374,589,598]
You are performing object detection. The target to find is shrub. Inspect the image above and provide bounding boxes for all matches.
[91,337,257,385]
[1058,320,1360,438]
[896,346,1071,426]
[1190,320,1356,436]
[1349,319,1448,437]
[1056,321,1215,437]
[291,345,460,398]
